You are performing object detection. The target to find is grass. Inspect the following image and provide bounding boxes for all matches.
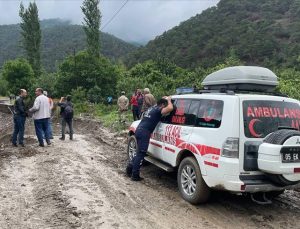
[73,102,134,132]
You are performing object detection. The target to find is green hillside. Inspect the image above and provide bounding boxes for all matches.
[0,19,137,72]
[125,0,300,69]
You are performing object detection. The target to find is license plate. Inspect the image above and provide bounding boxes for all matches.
[281,147,300,163]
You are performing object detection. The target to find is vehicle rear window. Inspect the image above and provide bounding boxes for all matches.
[243,100,300,138]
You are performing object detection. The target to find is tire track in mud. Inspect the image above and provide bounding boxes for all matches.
[0,145,82,228]
[86,125,300,229]
[56,135,218,228]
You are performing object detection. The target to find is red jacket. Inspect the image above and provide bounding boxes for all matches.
[130,95,138,107]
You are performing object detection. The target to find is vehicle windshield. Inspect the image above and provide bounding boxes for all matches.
[243,100,300,138]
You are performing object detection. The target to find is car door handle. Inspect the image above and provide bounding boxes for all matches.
[181,131,189,135]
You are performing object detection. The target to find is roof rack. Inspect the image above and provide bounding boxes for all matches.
[202,66,278,93]
[176,66,286,97]
[197,88,287,97]
[175,87,287,97]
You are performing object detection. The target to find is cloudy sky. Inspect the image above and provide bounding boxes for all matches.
[0,0,219,43]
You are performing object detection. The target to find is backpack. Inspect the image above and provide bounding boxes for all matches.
[64,104,74,119]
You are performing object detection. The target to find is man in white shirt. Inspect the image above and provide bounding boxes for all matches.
[29,88,51,147]
[43,91,54,139]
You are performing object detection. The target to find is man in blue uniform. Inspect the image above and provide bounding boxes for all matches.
[126,96,173,181]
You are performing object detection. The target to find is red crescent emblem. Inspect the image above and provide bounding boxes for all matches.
[249,119,262,138]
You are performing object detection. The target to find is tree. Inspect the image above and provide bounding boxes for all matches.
[81,0,101,57]
[2,58,35,95]
[56,51,118,98]
[0,77,9,96]
[19,2,42,77]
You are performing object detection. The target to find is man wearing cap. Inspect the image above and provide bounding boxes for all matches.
[12,89,28,147]
[117,91,129,123]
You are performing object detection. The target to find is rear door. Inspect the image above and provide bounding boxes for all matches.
[240,96,300,172]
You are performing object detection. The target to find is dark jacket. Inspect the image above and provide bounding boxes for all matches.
[58,101,73,119]
[14,97,26,117]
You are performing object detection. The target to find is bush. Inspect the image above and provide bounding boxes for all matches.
[0,77,9,96]
[87,85,103,103]
[2,58,35,95]
[70,86,87,104]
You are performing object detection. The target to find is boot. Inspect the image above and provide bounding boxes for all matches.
[70,134,73,140]
[125,166,132,177]
[46,139,51,145]
[131,173,144,181]
[59,135,65,141]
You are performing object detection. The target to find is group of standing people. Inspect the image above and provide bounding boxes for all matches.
[117,88,156,123]
[12,88,74,147]
[131,88,156,120]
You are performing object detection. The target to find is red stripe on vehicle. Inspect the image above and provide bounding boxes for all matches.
[176,138,221,156]
[294,168,300,173]
[150,142,162,148]
[129,127,136,132]
[165,147,175,153]
[197,145,221,156]
[204,161,219,168]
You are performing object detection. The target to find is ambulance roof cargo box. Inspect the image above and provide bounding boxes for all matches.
[202,66,278,92]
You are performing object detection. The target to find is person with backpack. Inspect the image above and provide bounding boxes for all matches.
[58,95,74,140]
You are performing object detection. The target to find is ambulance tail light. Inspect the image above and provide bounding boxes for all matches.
[221,138,239,158]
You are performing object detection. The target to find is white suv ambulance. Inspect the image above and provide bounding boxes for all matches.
[127,66,300,204]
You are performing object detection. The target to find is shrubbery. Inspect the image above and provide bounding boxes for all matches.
[1,48,300,133]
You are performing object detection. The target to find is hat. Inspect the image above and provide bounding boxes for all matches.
[144,88,150,94]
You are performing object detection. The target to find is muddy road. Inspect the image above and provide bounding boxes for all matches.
[1,112,300,229]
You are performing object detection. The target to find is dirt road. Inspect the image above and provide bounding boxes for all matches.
[1,114,300,228]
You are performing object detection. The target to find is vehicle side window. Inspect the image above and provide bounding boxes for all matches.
[196,100,223,128]
[161,99,177,124]
[171,99,191,125]
[185,100,201,126]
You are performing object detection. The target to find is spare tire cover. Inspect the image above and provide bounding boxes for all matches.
[263,129,300,186]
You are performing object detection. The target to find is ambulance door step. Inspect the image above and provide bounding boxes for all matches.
[144,156,174,172]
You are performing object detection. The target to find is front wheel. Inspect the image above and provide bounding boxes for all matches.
[127,135,137,161]
[177,157,211,204]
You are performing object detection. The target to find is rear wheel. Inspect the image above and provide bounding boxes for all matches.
[177,157,211,204]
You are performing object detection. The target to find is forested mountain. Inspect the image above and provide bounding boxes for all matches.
[125,0,300,69]
[0,19,137,72]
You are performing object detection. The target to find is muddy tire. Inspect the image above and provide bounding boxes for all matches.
[127,135,137,161]
[177,157,211,204]
[263,129,300,186]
